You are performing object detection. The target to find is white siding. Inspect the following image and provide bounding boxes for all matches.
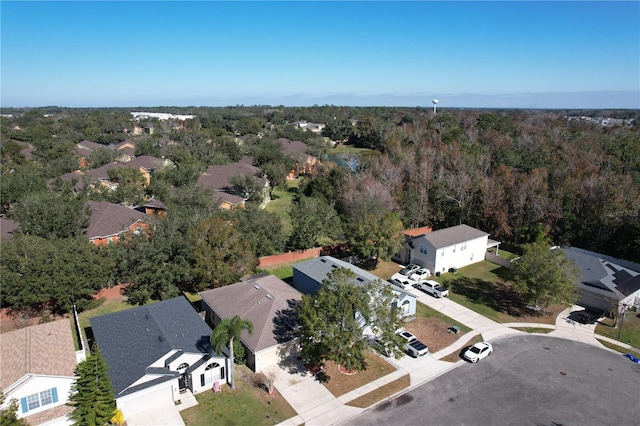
[433,236,488,273]
[116,381,176,420]
[3,375,75,420]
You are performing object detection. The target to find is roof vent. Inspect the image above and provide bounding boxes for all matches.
[331,265,338,269]
[254,284,260,290]
[356,277,364,282]
[320,259,327,263]
[266,294,273,299]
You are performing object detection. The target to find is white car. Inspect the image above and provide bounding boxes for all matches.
[409,268,431,281]
[463,342,493,363]
[389,275,414,290]
[404,339,429,357]
[399,264,421,277]
[417,280,449,298]
[396,329,417,343]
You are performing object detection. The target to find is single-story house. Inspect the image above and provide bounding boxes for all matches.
[136,197,167,217]
[405,224,499,274]
[85,201,149,246]
[292,256,417,319]
[197,156,269,206]
[0,319,78,425]
[200,274,302,372]
[114,140,136,162]
[90,296,228,421]
[563,247,640,312]
[277,138,318,179]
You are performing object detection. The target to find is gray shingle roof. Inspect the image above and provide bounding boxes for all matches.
[422,224,489,249]
[90,296,213,395]
[294,256,415,298]
[85,201,147,239]
[199,275,302,353]
[197,160,264,193]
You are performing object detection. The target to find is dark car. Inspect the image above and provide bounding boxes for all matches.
[575,308,604,324]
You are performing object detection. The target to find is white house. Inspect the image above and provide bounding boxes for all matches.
[0,319,78,425]
[293,256,417,319]
[200,274,302,373]
[90,296,228,423]
[407,224,498,275]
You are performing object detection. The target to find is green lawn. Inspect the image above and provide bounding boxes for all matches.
[180,366,297,426]
[329,144,373,155]
[595,310,640,349]
[265,179,301,236]
[437,261,563,324]
[414,302,472,333]
[263,263,294,281]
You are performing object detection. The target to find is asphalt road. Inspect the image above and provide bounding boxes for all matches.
[349,335,640,426]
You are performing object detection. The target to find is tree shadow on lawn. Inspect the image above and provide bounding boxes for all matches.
[448,276,537,318]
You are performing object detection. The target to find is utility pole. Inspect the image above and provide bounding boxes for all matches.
[617,304,628,341]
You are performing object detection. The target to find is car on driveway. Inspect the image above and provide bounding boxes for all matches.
[417,280,449,298]
[409,268,431,281]
[389,275,415,290]
[463,341,493,363]
[368,337,394,357]
[396,329,417,344]
[405,340,429,357]
[399,264,421,277]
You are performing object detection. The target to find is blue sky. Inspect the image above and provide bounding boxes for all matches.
[2,1,639,108]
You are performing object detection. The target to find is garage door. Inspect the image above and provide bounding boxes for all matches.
[119,385,174,420]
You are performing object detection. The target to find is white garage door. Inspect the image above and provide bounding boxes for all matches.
[119,385,174,420]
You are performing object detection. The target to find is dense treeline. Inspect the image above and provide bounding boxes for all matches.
[1,106,638,316]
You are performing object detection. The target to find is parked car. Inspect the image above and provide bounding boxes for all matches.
[575,308,604,324]
[389,276,414,290]
[368,337,394,357]
[404,340,429,357]
[399,264,421,277]
[417,280,449,298]
[409,268,431,281]
[396,329,417,344]
[463,341,493,363]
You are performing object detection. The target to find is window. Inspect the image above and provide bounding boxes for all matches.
[461,242,467,251]
[452,245,456,253]
[441,250,444,257]
[20,388,58,414]
[419,245,428,255]
[176,363,189,370]
[205,362,220,371]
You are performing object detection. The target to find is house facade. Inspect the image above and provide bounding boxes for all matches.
[293,256,417,318]
[85,201,149,246]
[406,224,496,274]
[90,297,228,421]
[0,319,78,425]
[563,247,640,312]
[200,274,302,372]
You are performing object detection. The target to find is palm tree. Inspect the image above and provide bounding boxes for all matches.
[210,315,254,390]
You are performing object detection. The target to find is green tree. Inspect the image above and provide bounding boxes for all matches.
[68,347,115,426]
[0,390,30,426]
[511,242,579,309]
[295,268,402,372]
[228,174,263,202]
[345,211,404,267]
[225,205,287,257]
[188,217,257,290]
[287,196,342,250]
[1,235,113,313]
[210,316,254,390]
[8,191,90,239]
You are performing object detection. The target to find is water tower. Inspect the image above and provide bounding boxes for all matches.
[432,99,439,114]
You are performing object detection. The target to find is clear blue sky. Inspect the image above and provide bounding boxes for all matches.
[2,1,639,108]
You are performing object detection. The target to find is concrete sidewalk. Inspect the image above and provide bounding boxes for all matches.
[273,298,625,425]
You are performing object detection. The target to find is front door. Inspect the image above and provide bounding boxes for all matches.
[178,373,188,390]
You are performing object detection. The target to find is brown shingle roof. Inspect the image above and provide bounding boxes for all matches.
[200,275,302,353]
[85,201,147,239]
[277,138,308,154]
[403,226,433,237]
[126,155,170,171]
[197,160,264,192]
[0,319,77,389]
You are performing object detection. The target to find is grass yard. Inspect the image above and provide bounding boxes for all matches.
[595,310,640,349]
[263,263,294,281]
[370,260,403,280]
[439,261,564,324]
[320,352,397,397]
[265,178,302,236]
[180,366,297,426]
[329,144,373,155]
[596,339,640,360]
[346,374,410,408]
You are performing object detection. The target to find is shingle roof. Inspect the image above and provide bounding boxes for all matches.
[126,155,168,170]
[294,256,415,299]
[0,319,77,389]
[85,162,131,180]
[422,224,489,249]
[85,201,147,239]
[199,275,302,353]
[277,138,308,154]
[90,296,213,395]
[0,216,19,239]
[197,160,264,192]
[403,226,432,238]
[214,191,246,205]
